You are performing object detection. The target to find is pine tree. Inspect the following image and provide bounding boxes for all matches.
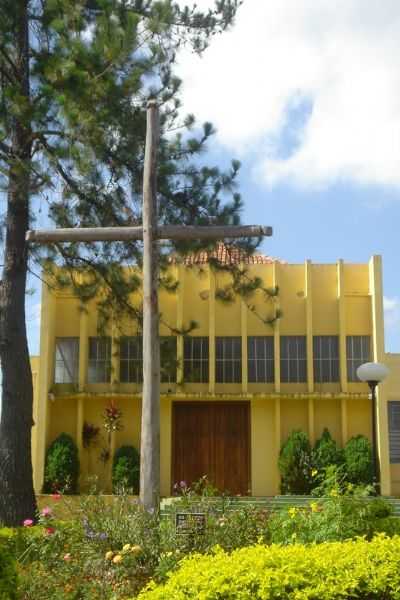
[0,0,242,526]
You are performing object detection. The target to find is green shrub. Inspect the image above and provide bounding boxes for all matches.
[268,488,400,544]
[279,430,313,494]
[0,538,17,600]
[137,536,400,600]
[313,428,343,471]
[344,434,373,485]
[43,433,79,493]
[112,445,140,494]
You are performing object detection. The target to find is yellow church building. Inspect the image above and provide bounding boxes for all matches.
[31,247,400,497]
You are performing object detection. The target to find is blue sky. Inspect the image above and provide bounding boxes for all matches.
[26,0,400,355]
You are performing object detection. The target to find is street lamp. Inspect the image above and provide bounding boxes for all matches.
[356,362,390,494]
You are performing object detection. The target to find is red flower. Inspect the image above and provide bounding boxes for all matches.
[45,527,55,535]
[51,493,61,501]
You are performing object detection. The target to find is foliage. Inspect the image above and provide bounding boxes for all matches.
[112,446,140,494]
[344,434,374,486]
[268,486,400,545]
[0,536,17,600]
[82,422,100,449]
[279,430,313,494]
[136,535,400,600]
[312,428,343,472]
[0,0,243,526]
[10,486,400,599]
[43,434,80,494]
[279,429,374,494]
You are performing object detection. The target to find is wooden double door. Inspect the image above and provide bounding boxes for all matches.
[172,401,250,495]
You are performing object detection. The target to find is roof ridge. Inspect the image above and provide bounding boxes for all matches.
[169,242,285,266]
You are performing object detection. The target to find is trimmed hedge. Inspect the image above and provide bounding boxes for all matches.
[137,535,400,600]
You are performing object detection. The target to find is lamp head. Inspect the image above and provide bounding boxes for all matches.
[356,362,389,384]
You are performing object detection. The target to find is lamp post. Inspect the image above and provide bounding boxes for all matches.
[356,362,389,494]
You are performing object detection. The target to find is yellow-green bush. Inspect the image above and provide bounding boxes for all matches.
[137,535,400,600]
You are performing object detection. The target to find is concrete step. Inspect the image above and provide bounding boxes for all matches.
[160,495,400,516]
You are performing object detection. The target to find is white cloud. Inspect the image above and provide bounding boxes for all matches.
[176,0,400,188]
[384,295,400,334]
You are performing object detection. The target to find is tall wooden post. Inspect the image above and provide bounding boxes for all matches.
[140,101,160,511]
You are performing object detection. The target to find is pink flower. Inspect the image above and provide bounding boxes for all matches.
[41,506,52,517]
[23,519,33,527]
[45,527,55,535]
[63,553,71,561]
[51,493,61,501]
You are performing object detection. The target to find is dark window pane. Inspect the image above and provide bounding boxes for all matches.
[234,361,242,383]
[248,338,255,360]
[120,361,129,383]
[248,362,256,382]
[298,360,307,382]
[225,362,233,382]
[297,337,306,358]
[120,339,129,360]
[281,361,289,382]
[269,361,275,382]
[192,340,201,360]
[216,361,223,383]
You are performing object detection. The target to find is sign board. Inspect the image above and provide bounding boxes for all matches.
[175,512,206,535]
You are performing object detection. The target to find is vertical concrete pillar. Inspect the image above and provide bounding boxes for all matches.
[160,396,172,496]
[308,396,315,445]
[369,255,391,495]
[76,396,84,488]
[275,396,281,493]
[273,262,281,393]
[78,307,88,392]
[337,260,348,392]
[33,282,56,493]
[305,260,314,393]
[176,264,184,387]
[341,396,348,447]
[111,317,119,391]
[241,300,248,394]
[209,268,216,394]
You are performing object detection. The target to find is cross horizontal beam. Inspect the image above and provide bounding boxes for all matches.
[25,224,272,243]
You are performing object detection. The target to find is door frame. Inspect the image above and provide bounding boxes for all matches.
[170,400,251,495]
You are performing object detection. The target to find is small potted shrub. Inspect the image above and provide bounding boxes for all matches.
[43,433,79,493]
[279,430,313,494]
[344,435,373,486]
[112,445,140,494]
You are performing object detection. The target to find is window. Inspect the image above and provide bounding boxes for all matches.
[248,336,274,383]
[389,402,400,463]
[183,337,209,383]
[216,337,242,383]
[88,337,111,383]
[55,338,79,383]
[346,336,371,381]
[120,337,142,383]
[160,337,177,383]
[280,336,307,383]
[313,336,339,383]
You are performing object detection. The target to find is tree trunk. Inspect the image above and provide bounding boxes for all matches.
[0,0,37,526]
[140,101,160,511]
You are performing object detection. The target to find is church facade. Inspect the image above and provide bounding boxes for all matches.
[31,249,400,496]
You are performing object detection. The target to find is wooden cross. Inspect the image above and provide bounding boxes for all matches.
[26,101,273,511]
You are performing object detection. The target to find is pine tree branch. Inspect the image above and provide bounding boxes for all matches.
[0,45,19,80]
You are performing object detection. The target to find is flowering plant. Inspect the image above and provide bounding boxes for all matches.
[82,421,100,448]
[103,401,123,434]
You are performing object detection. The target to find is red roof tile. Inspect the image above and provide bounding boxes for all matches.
[170,243,283,266]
